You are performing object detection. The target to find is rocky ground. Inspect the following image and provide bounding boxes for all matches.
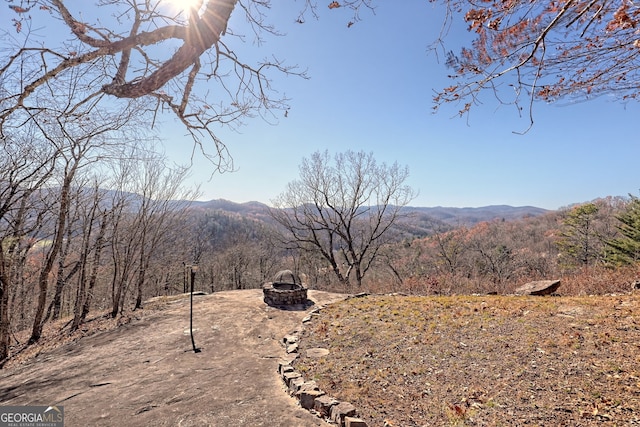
[0,289,346,427]
[3,289,639,427]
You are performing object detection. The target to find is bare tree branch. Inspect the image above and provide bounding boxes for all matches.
[0,0,309,169]
[433,0,640,124]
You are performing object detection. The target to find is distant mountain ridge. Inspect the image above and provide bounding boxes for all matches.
[190,199,549,227]
[191,199,269,214]
[402,205,549,226]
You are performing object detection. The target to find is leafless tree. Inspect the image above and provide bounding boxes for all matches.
[465,221,523,290]
[28,103,140,344]
[105,146,196,317]
[431,225,469,277]
[45,184,87,323]
[270,150,416,288]
[211,237,277,290]
[105,187,137,318]
[131,155,196,310]
[1,0,312,168]
[70,182,111,332]
[6,0,631,159]
[0,126,59,362]
[0,1,383,167]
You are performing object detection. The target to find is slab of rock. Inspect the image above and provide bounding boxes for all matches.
[298,380,319,392]
[306,347,330,358]
[345,417,368,427]
[331,402,357,425]
[280,353,298,365]
[283,371,301,386]
[283,334,299,345]
[278,363,294,375]
[515,279,561,296]
[314,395,339,418]
[288,377,305,395]
[296,387,325,410]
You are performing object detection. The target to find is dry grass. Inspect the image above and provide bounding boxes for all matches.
[560,266,639,295]
[294,292,640,426]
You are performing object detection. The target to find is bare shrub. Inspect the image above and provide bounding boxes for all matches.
[560,265,639,295]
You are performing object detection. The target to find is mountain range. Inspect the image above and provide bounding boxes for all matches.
[190,199,549,232]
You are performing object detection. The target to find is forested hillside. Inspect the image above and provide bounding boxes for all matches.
[1,189,637,367]
[373,197,634,296]
[185,197,635,297]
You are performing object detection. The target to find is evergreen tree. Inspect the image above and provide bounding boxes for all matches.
[606,196,640,266]
[556,203,603,268]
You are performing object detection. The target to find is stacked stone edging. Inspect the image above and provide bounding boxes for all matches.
[278,303,369,427]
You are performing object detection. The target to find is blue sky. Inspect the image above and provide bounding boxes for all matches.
[4,1,638,210]
[161,0,640,210]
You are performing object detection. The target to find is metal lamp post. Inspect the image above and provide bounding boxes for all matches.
[189,264,201,353]
[182,261,187,293]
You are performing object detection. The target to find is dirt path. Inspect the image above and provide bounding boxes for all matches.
[0,289,347,426]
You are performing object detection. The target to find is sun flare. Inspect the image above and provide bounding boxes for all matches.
[164,0,206,16]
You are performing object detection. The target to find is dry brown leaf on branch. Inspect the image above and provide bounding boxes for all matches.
[8,5,30,13]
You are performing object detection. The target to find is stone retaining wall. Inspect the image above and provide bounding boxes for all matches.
[277,304,369,427]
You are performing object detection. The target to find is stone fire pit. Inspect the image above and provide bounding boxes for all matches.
[262,270,309,308]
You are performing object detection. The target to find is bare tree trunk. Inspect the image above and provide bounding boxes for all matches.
[0,196,34,362]
[72,193,108,330]
[0,194,44,362]
[49,256,68,322]
[48,260,81,322]
[134,259,147,310]
[29,178,72,344]
[0,246,10,364]
[74,212,108,330]
[68,190,99,329]
[111,263,128,318]
[48,212,82,322]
